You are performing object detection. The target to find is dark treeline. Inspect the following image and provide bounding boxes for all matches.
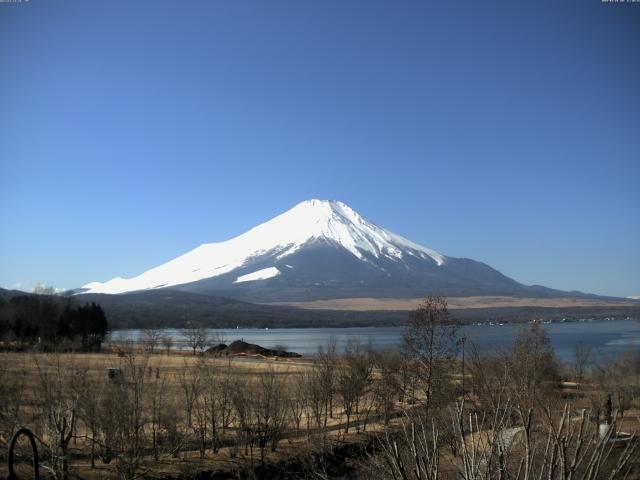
[0,288,108,351]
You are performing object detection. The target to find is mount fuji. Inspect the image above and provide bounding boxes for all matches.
[80,199,580,302]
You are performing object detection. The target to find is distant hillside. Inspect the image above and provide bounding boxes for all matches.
[3,288,637,329]
[76,290,640,328]
[0,288,25,302]
[75,289,406,329]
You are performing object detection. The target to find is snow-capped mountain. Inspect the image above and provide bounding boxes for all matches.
[80,199,568,301]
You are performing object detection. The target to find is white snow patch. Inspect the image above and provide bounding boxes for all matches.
[234,267,281,284]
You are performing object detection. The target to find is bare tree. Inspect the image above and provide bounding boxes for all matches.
[178,359,201,430]
[231,378,257,463]
[161,335,173,355]
[376,413,440,480]
[97,348,151,480]
[305,365,330,435]
[146,362,169,461]
[142,329,163,354]
[337,339,372,433]
[510,323,560,410]
[0,357,26,459]
[403,296,459,414]
[158,396,183,459]
[257,368,288,457]
[375,399,639,480]
[201,358,234,453]
[317,337,338,421]
[571,341,592,384]
[182,323,209,355]
[288,376,307,436]
[192,369,209,459]
[467,343,512,413]
[75,367,107,469]
[373,350,402,426]
[33,283,57,296]
[34,355,79,480]
[592,347,639,420]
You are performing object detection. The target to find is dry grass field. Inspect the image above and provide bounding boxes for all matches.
[268,295,640,311]
[0,349,400,480]
[0,326,638,480]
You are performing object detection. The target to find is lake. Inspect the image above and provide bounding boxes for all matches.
[107,319,640,362]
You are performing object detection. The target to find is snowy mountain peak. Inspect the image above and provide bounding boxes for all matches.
[81,200,445,295]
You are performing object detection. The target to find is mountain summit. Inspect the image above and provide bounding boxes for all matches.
[81,199,571,301]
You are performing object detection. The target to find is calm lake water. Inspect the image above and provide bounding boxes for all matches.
[108,319,640,362]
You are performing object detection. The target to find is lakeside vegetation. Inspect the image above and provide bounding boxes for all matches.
[0,286,108,352]
[0,297,638,479]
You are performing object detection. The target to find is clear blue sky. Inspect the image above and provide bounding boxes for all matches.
[1,0,638,297]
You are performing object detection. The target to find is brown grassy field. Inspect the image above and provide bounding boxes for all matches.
[0,349,396,480]
[1,340,638,480]
[267,295,640,311]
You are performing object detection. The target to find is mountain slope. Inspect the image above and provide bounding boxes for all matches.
[80,199,590,301]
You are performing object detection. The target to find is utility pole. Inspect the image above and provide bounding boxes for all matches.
[461,335,467,400]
